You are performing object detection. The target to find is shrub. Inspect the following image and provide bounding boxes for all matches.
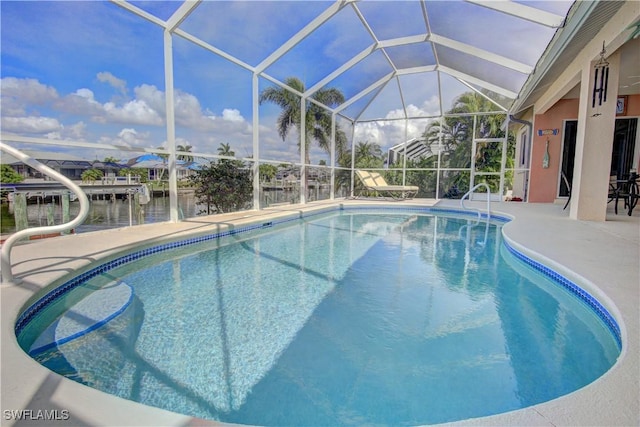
[189,160,252,214]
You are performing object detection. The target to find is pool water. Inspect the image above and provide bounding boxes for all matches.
[18,210,620,425]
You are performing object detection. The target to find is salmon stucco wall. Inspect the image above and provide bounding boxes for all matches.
[529,94,640,203]
[621,93,640,117]
[529,99,579,203]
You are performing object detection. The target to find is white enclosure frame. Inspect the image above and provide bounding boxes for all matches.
[2,0,566,220]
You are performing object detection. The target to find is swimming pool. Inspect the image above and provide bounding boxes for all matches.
[16,208,621,425]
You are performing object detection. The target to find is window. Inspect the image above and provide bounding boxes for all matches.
[518,130,529,168]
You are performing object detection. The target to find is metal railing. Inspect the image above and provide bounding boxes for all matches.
[460,183,491,219]
[0,143,90,284]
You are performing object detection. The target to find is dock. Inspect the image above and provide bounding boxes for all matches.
[2,181,150,203]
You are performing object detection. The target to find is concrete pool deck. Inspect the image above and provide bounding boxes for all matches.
[1,199,638,426]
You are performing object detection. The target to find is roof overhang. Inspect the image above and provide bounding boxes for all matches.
[510,0,639,117]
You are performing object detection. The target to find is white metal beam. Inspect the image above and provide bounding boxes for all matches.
[252,73,260,209]
[164,30,179,223]
[300,97,306,204]
[456,78,509,112]
[353,78,393,122]
[350,2,380,44]
[0,133,163,153]
[466,0,565,28]
[377,34,428,49]
[395,65,437,76]
[109,0,166,28]
[336,72,395,114]
[439,65,518,99]
[174,29,255,73]
[430,33,533,74]
[165,0,201,33]
[395,76,408,120]
[255,0,350,74]
[304,43,377,97]
[330,113,336,199]
[261,72,338,114]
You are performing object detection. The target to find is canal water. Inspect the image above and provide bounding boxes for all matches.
[1,188,327,235]
[1,194,200,235]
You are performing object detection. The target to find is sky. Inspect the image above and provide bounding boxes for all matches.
[0,0,573,165]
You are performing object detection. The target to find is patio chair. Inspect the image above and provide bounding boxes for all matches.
[608,174,625,214]
[609,173,640,215]
[355,170,419,200]
[561,171,571,210]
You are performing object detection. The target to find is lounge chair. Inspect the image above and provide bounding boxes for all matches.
[355,170,419,200]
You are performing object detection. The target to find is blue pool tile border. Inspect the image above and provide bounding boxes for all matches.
[15,205,619,354]
[503,239,622,349]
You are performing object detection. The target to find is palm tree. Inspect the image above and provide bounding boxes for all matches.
[354,141,383,164]
[217,142,235,157]
[259,77,347,165]
[217,142,244,168]
[177,144,193,162]
[422,91,512,195]
[155,145,169,182]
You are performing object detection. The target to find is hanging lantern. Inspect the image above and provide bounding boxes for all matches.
[592,41,609,108]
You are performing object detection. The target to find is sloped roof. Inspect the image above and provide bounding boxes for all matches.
[388,137,441,164]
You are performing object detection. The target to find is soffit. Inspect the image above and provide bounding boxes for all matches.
[512,1,628,114]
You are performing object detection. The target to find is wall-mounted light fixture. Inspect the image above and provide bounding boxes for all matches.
[592,41,609,108]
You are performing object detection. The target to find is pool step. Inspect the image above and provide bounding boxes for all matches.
[29,281,133,355]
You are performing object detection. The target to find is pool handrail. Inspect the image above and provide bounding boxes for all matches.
[460,183,491,219]
[0,143,90,284]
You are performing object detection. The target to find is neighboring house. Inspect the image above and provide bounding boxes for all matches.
[91,161,123,181]
[275,168,300,180]
[126,154,196,181]
[387,137,441,166]
[0,150,124,181]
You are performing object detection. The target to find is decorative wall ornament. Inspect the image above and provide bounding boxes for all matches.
[592,42,609,108]
[543,138,550,169]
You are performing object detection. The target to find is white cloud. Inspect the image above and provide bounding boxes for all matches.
[134,84,165,113]
[0,77,59,105]
[117,128,138,145]
[419,96,441,116]
[1,116,63,134]
[133,84,224,131]
[1,77,300,164]
[349,101,437,150]
[93,128,153,156]
[103,99,164,126]
[55,89,104,117]
[222,108,244,122]
[0,77,59,116]
[97,71,127,96]
[64,121,88,139]
[75,88,96,100]
[115,128,151,147]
